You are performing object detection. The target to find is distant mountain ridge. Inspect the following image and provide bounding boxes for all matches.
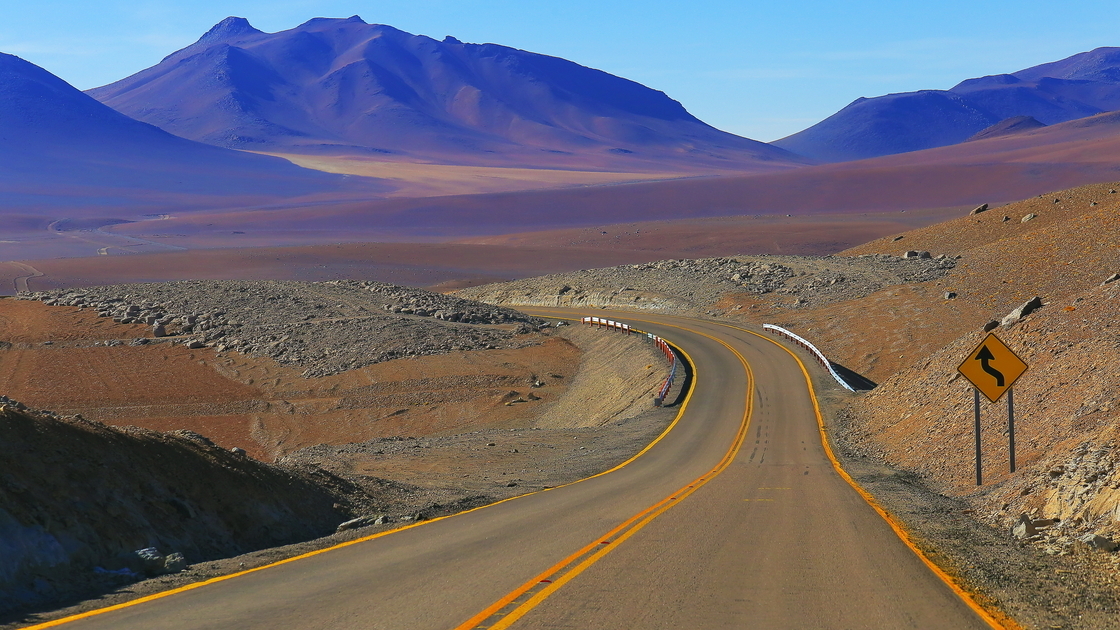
[773,47,1120,162]
[0,51,378,204]
[88,16,805,171]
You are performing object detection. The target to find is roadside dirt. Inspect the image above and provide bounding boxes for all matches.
[1,292,676,628]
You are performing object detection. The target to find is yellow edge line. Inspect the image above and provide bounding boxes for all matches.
[727,322,1022,630]
[469,314,755,630]
[23,315,690,630]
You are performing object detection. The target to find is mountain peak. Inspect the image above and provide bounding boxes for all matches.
[198,17,262,45]
[86,17,802,171]
[297,16,367,29]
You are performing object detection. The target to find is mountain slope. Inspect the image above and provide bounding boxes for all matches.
[773,47,1120,162]
[0,52,382,210]
[87,16,806,172]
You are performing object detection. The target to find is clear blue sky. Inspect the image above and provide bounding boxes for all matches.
[1,0,1115,141]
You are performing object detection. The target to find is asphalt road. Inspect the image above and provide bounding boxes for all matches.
[39,310,998,630]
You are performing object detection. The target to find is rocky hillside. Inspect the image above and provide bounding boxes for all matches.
[0,402,357,617]
[457,252,954,316]
[21,279,545,377]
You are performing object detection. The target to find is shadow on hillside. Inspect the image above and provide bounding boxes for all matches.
[829,361,877,391]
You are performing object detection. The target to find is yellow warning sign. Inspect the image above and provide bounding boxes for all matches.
[958,333,1028,402]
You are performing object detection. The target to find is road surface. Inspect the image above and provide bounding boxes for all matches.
[31,310,1000,630]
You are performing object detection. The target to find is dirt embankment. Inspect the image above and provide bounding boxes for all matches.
[1,286,674,626]
[0,405,351,618]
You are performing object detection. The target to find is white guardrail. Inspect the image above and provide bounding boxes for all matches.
[582,316,679,405]
[762,324,856,392]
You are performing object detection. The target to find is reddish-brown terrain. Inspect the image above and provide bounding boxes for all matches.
[0,299,587,461]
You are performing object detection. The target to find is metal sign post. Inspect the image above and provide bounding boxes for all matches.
[1008,388,1015,473]
[973,388,982,485]
[958,333,1028,485]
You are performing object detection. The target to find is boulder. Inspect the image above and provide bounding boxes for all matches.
[163,552,187,573]
[1021,213,1037,223]
[152,324,167,338]
[1079,533,1117,552]
[1103,273,1120,286]
[1011,514,1037,540]
[970,204,989,215]
[134,547,166,576]
[983,320,1000,332]
[944,292,957,300]
[1001,296,1043,327]
[336,514,387,532]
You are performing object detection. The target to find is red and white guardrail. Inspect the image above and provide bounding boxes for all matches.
[582,316,679,405]
[762,324,856,392]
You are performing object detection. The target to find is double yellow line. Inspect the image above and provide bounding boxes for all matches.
[454,321,756,629]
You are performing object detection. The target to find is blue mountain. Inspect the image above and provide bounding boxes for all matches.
[773,47,1120,162]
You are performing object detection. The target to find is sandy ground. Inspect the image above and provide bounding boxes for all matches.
[263,153,695,197]
[0,299,598,462]
[0,207,965,297]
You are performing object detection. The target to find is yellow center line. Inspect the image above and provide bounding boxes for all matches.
[458,311,756,630]
[716,320,1020,630]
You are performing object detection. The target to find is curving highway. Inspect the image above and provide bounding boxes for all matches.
[30,310,1005,630]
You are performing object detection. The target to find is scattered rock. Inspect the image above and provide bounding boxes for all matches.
[892,235,905,241]
[133,547,167,576]
[1001,296,1043,327]
[1103,273,1120,286]
[983,320,999,332]
[336,514,387,532]
[230,447,247,457]
[1002,216,1011,222]
[1021,213,1037,223]
[163,552,187,573]
[20,280,545,378]
[1011,514,1038,540]
[1078,533,1117,552]
[944,292,957,300]
[970,204,989,215]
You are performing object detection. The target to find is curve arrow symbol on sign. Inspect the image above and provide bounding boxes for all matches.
[975,345,1004,386]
